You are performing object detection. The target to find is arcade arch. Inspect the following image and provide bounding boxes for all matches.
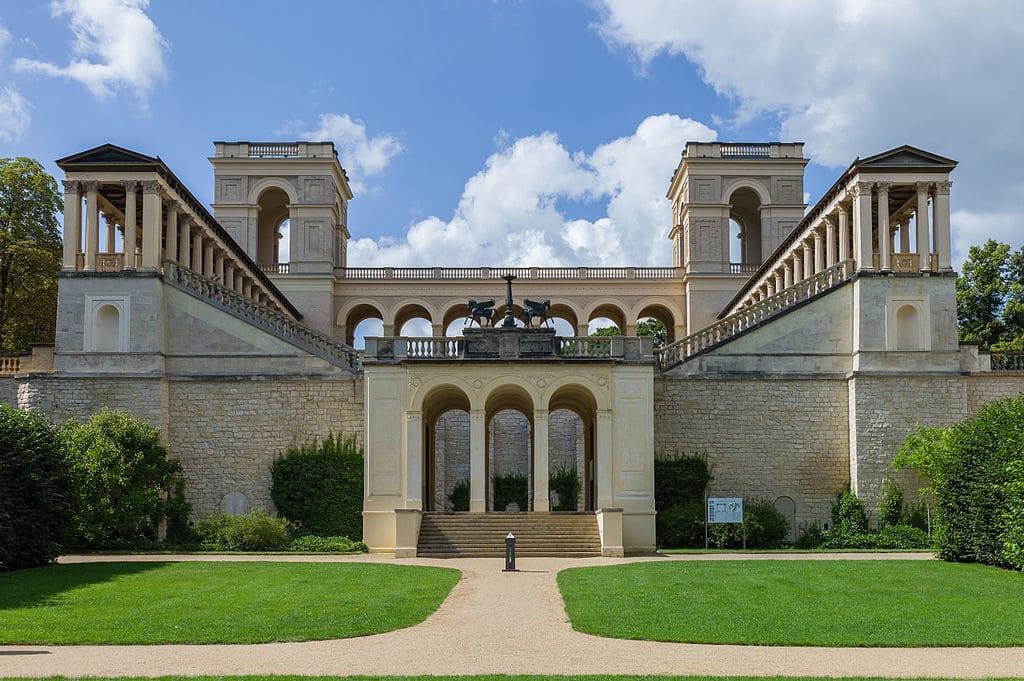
[255,186,291,265]
[726,184,765,266]
[485,384,534,512]
[342,302,385,347]
[547,383,598,511]
[421,385,472,513]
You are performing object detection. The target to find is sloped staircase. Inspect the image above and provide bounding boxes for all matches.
[656,259,854,371]
[417,512,602,558]
[163,261,359,371]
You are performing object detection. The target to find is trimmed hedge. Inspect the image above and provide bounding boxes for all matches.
[0,404,72,571]
[271,433,363,540]
[654,453,711,548]
[289,534,367,553]
[896,394,1024,569]
[195,510,290,551]
[493,472,528,512]
[62,409,189,549]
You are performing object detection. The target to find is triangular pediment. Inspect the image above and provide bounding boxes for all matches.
[856,145,957,169]
[56,144,159,169]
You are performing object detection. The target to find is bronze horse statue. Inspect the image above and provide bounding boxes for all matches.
[466,299,496,327]
[519,298,552,327]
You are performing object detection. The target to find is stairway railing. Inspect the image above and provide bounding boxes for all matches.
[656,259,855,371]
[164,261,359,370]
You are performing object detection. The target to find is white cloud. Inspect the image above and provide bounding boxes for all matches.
[349,114,716,267]
[14,0,168,102]
[594,1,1024,260]
[303,113,403,194]
[0,22,11,52]
[0,87,31,142]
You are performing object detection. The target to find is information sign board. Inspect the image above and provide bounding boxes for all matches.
[707,497,743,524]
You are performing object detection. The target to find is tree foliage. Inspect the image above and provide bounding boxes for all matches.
[956,239,1024,351]
[591,318,667,347]
[0,404,73,570]
[0,158,62,353]
[62,409,190,548]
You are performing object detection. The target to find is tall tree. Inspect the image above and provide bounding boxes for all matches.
[0,158,62,353]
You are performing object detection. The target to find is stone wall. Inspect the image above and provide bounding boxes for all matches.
[433,410,470,511]
[965,373,1024,414]
[16,375,168,430]
[0,376,19,407]
[166,376,363,518]
[653,376,850,533]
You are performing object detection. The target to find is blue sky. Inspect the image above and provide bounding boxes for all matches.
[1,1,1023,271]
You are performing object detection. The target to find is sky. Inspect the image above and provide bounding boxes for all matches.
[2,0,1023,276]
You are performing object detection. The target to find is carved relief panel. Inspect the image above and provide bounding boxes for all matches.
[216,176,248,203]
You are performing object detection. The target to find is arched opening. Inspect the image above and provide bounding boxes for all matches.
[394,303,435,337]
[636,303,676,346]
[774,496,797,541]
[256,187,290,266]
[548,409,585,511]
[422,385,472,513]
[896,304,921,350]
[548,384,598,512]
[486,385,534,512]
[95,304,120,352]
[587,303,626,335]
[728,187,763,267]
[547,303,579,337]
[344,303,385,348]
[729,219,742,264]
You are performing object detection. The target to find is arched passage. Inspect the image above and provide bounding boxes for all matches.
[256,187,290,265]
[394,302,435,336]
[635,302,676,345]
[422,385,472,513]
[485,384,534,512]
[547,384,598,512]
[727,186,764,266]
[343,302,385,347]
[586,302,627,335]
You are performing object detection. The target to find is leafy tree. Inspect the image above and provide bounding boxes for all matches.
[591,319,668,347]
[956,239,1024,350]
[62,409,190,548]
[0,158,62,353]
[590,325,619,337]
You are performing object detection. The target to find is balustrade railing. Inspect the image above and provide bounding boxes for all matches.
[729,262,758,274]
[338,266,679,281]
[258,263,290,274]
[0,355,23,374]
[164,262,358,370]
[248,143,300,157]
[365,335,647,361]
[720,143,772,157]
[559,337,612,357]
[406,337,464,359]
[656,259,854,370]
[991,353,1024,371]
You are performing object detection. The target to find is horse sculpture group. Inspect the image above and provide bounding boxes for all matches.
[466,298,552,327]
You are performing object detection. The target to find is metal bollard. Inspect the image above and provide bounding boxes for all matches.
[503,532,518,572]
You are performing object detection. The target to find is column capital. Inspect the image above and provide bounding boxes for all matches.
[61,179,80,193]
[121,180,139,193]
[596,409,613,422]
[405,411,423,423]
[82,180,99,193]
[850,181,872,198]
[934,180,952,195]
[874,181,892,194]
[837,204,848,217]
[822,216,835,228]
[915,181,933,195]
[470,409,486,421]
[533,409,549,421]
[141,179,163,195]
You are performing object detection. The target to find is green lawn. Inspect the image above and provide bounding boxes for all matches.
[558,559,1024,647]
[0,561,460,644]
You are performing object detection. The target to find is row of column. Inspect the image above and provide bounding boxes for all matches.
[406,408,614,513]
[744,179,953,306]
[62,178,280,310]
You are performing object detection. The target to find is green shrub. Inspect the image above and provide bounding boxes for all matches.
[195,510,290,551]
[823,524,932,550]
[895,395,1024,568]
[62,409,189,549]
[271,432,363,540]
[492,472,528,512]
[707,498,790,549]
[549,467,580,511]
[654,453,711,513]
[878,478,904,528]
[288,534,367,553]
[657,499,706,548]
[831,490,868,535]
[448,478,470,512]
[794,523,826,549]
[907,501,930,533]
[0,404,72,570]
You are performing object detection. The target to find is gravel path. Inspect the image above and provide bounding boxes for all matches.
[2,552,1022,678]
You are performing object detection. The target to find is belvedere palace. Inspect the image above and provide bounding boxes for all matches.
[2,140,1022,556]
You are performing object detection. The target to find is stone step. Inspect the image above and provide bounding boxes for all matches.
[416,512,602,558]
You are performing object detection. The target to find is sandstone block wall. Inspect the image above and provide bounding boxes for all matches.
[16,376,168,430]
[653,376,850,534]
[0,376,19,407]
[966,374,1024,414]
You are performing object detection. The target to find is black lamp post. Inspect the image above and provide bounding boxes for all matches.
[500,274,518,328]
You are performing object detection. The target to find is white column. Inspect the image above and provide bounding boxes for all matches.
[934,181,953,271]
[61,180,81,270]
[838,205,850,262]
[899,217,911,253]
[596,410,614,508]
[104,215,116,253]
[783,261,793,288]
[802,240,813,279]
[792,251,803,283]
[916,182,931,271]
[775,270,785,292]
[814,229,825,272]
[224,263,235,292]
[83,181,99,271]
[469,410,486,513]
[122,181,137,270]
[203,242,214,277]
[766,280,775,296]
[533,410,549,512]
[193,231,204,274]
[141,180,163,270]
[166,203,179,264]
[825,218,837,267]
[215,251,225,283]
[852,182,873,270]
[405,412,423,510]
[877,182,891,271]
[180,218,192,270]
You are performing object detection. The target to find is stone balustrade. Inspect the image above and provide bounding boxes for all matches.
[164,261,359,371]
[657,259,854,371]
[991,353,1024,371]
[0,355,23,375]
[336,266,680,281]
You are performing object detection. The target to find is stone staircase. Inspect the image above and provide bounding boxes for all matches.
[417,512,602,558]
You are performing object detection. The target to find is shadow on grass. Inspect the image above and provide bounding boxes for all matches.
[0,562,165,610]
